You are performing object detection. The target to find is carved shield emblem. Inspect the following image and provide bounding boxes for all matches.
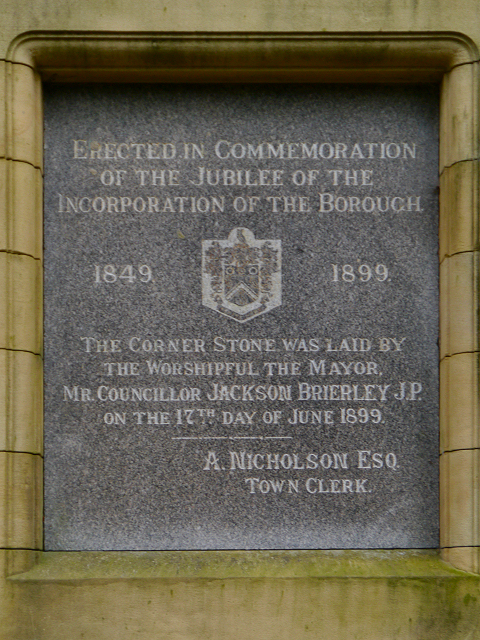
[202,228,282,323]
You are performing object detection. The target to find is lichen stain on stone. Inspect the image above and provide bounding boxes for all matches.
[463,592,477,606]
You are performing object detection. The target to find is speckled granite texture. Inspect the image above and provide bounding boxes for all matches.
[43,84,439,550]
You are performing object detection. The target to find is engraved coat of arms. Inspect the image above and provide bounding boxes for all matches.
[202,227,282,323]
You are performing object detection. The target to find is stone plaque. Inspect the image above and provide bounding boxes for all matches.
[44,84,439,550]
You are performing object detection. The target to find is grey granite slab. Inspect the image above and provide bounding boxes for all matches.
[43,84,439,550]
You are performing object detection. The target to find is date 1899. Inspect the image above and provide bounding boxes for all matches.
[332,264,389,282]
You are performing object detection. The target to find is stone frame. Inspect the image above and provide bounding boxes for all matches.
[1,30,480,637]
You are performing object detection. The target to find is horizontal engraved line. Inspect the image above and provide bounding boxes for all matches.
[172,435,293,441]
[172,436,227,440]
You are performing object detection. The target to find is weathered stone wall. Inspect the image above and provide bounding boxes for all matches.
[1,2,480,638]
